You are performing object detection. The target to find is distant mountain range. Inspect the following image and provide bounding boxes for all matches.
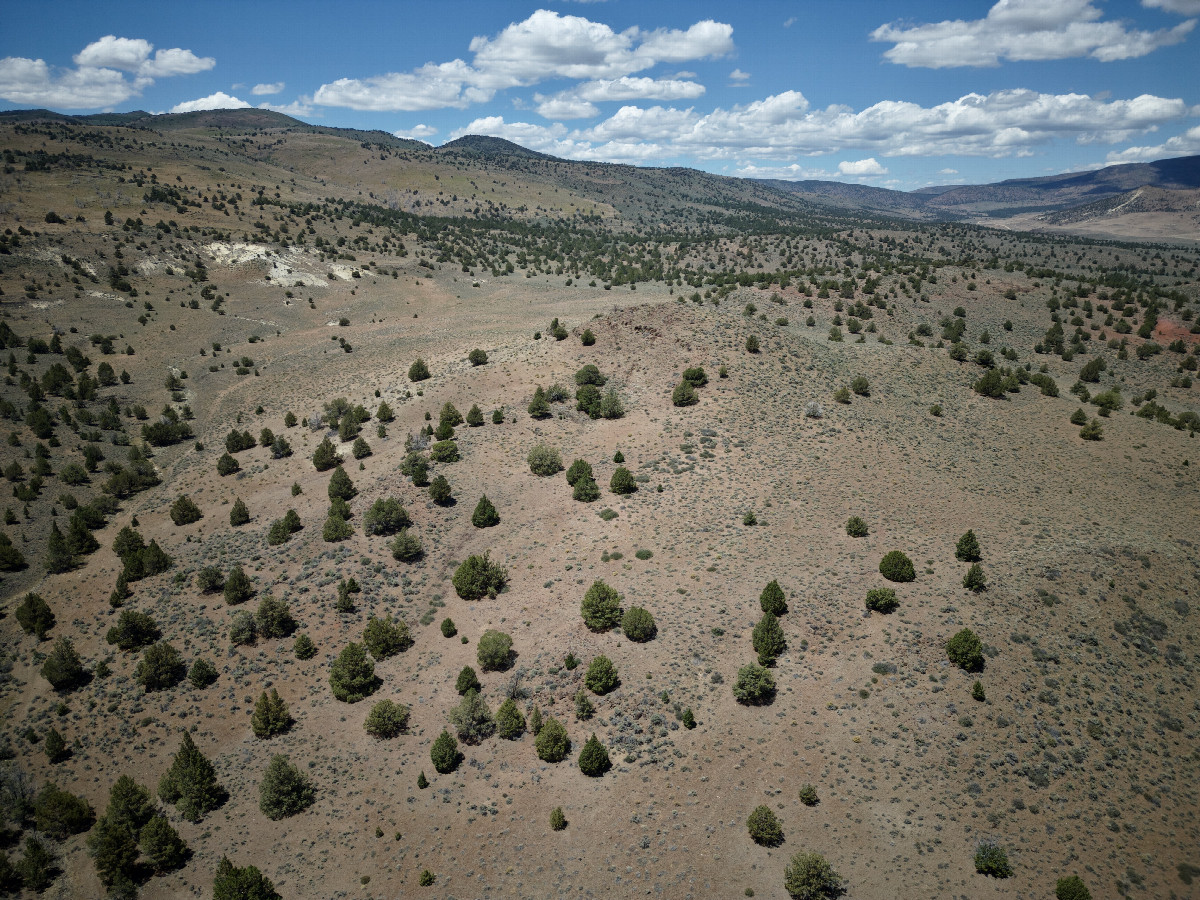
[2,106,1197,232]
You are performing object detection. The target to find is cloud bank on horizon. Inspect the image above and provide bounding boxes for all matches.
[0,1,1198,188]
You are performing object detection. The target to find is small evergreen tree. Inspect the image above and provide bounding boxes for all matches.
[527,386,551,419]
[527,442,562,475]
[495,698,526,739]
[364,700,410,738]
[946,628,984,671]
[251,688,291,738]
[390,527,423,562]
[139,814,189,873]
[17,835,58,892]
[733,663,775,705]
[43,727,68,763]
[466,403,484,427]
[752,611,786,665]
[44,521,75,573]
[429,474,453,505]
[312,436,339,471]
[363,615,412,659]
[330,642,377,702]
[468,348,488,366]
[455,665,481,695]
[103,609,160,652]
[259,754,314,820]
[212,856,281,900]
[322,512,353,542]
[581,580,621,631]
[294,633,317,660]
[864,588,899,613]
[449,689,495,743]
[408,358,430,382]
[955,529,981,561]
[573,475,600,501]
[747,805,784,846]
[783,851,843,900]
[845,516,869,537]
[477,629,513,671]
[217,452,240,476]
[452,552,507,600]
[169,494,202,526]
[41,637,86,691]
[609,467,637,494]
[566,459,593,486]
[973,839,1012,877]
[224,565,253,604]
[535,716,570,762]
[879,550,915,583]
[16,592,55,639]
[672,379,698,406]
[962,563,987,592]
[1055,875,1092,900]
[577,733,611,776]
[550,806,567,830]
[189,657,218,688]
[363,497,410,535]
[136,642,185,692]
[34,783,94,839]
[327,465,356,501]
[529,705,544,736]
[621,606,657,642]
[158,732,224,821]
[430,729,460,773]
[87,813,136,889]
[759,580,787,615]
[471,494,499,527]
[584,655,618,694]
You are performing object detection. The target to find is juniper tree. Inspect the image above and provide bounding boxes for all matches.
[251,689,291,738]
[16,592,55,639]
[363,615,412,659]
[581,580,621,631]
[609,467,637,494]
[747,805,784,846]
[430,729,460,773]
[224,565,253,604]
[752,611,786,666]
[258,754,314,820]
[364,700,410,738]
[158,732,224,821]
[471,495,499,527]
[577,734,611,776]
[449,689,495,744]
[139,814,188,873]
[330,643,377,702]
[477,629,513,671]
[33,783,94,839]
[584,655,618,694]
[495,698,526,739]
[41,637,86,691]
[955,529,981,562]
[212,856,281,900]
[759,580,787,615]
[452,552,507,600]
[429,474,453,504]
[621,606,656,642]
[535,717,570,762]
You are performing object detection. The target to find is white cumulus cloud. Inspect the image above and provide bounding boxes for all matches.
[394,124,439,139]
[252,82,285,95]
[838,158,888,176]
[170,92,250,113]
[0,35,212,110]
[1143,0,1200,14]
[1104,124,1200,163]
[316,10,732,113]
[871,0,1195,67]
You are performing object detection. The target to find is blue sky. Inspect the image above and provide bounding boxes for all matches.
[2,0,1198,189]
